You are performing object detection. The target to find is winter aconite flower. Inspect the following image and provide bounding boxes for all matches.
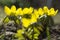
[23,7,33,14]
[21,18,31,28]
[34,9,39,18]
[38,8,44,15]
[43,6,49,14]
[4,5,16,16]
[28,7,33,13]
[16,8,23,16]
[4,6,11,16]
[4,5,23,16]
[21,13,38,28]
[48,8,58,16]
[11,5,16,14]
[30,14,38,24]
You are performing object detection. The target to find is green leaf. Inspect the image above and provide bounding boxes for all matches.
[37,26,43,31]
[4,17,9,23]
[34,27,40,34]
[34,34,39,39]
[16,19,20,24]
[18,37,25,40]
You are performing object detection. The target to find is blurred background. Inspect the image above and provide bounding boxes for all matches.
[0,0,60,24]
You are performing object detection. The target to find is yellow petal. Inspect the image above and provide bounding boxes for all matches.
[22,18,31,28]
[50,8,54,11]
[48,8,55,16]
[38,8,44,15]
[31,14,37,23]
[43,6,49,13]
[34,9,39,18]
[16,8,23,16]
[55,10,58,15]
[23,8,29,14]
[11,5,16,13]
[29,7,33,14]
[4,6,11,16]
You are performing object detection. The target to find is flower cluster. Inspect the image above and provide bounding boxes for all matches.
[4,5,58,16]
[4,5,33,16]
[3,5,58,40]
[4,5,58,28]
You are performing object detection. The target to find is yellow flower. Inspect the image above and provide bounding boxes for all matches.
[43,6,49,13]
[38,8,44,15]
[23,8,29,14]
[30,14,37,23]
[16,8,23,16]
[29,7,33,14]
[4,6,11,16]
[23,7,33,14]
[34,9,39,18]
[11,5,16,13]
[4,5,17,16]
[48,8,58,16]
[21,18,31,28]
[15,29,24,38]
[21,13,38,28]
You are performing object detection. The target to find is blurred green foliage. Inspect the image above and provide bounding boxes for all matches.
[0,0,30,8]
[0,0,43,8]
[17,0,30,8]
[0,0,16,6]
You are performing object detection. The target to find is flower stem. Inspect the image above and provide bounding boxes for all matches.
[46,27,50,40]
